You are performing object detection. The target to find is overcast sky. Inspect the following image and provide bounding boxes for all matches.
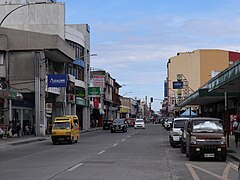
[60,0,240,111]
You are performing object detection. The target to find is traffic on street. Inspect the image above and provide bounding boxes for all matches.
[0,123,239,180]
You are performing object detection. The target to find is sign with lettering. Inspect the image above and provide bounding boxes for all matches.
[48,74,67,87]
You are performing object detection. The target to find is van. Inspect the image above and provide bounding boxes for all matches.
[185,117,226,161]
[51,115,80,144]
[169,117,190,147]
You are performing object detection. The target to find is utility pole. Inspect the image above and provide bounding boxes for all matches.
[34,52,41,136]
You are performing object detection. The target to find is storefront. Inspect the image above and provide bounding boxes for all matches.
[12,99,34,134]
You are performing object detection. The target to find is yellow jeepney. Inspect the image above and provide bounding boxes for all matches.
[51,115,80,144]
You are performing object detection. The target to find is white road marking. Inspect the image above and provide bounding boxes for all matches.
[113,143,118,147]
[121,139,126,142]
[127,135,131,138]
[67,163,84,172]
[98,150,106,155]
[186,162,237,179]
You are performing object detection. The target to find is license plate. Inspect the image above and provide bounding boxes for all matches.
[204,153,215,158]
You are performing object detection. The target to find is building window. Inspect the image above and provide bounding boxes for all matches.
[0,53,3,65]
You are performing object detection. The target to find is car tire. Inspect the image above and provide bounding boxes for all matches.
[189,151,195,161]
[52,140,57,145]
[180,143,186,153]
[111,129,114,133]
[220,156,226,161]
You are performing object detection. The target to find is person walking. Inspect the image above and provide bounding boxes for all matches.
[234,118,240,147]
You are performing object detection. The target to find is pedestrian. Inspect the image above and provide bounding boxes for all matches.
[234,118,240,147]
[16,121,21,138]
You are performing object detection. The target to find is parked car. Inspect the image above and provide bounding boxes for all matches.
[165,118,173,130]
[169,117,190,147]
[111,119,128,133]
[126,118,135,127]
[184,117,227,161]
[103,119,112,130]
[134,119,145,129]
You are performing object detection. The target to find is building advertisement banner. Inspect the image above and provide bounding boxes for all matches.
[48,74,67,87]
[93,75,105,88]
[88,87,101,97]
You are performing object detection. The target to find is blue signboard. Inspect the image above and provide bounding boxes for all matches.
[48,74,67,87]
[173,81,183,89]
[164,80,168,97]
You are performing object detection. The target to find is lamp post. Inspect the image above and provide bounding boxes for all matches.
[0,1,53,27]
[122,91,132,96]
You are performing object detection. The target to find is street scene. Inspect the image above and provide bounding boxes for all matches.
[0,0,240,180]
[0,124,239,180]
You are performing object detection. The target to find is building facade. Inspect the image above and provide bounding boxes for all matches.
[91,70,121,125]
[0,27,75,135]
[0,0,92,134]
[167,49,240,114]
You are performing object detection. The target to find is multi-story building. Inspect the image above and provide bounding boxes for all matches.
[0,0,92,133]
[167,49,240,113]
[119,97,139,118]
[90,70,121,125]
[0,27,75,135]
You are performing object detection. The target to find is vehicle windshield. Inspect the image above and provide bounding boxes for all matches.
[136,119,144,123]
[174,120,186,128]
[52,122,70,130]
[192,120,223,133]
[112,119,124,124]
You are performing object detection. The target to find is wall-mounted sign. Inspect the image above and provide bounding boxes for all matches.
[76,97,86,106]
[48,74,67,87]
[88,87,101,97]
[93,75,105,88]
[173,81,183,89]
[46,103,52,114]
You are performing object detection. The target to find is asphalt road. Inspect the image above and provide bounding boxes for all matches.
[0,124,239,180]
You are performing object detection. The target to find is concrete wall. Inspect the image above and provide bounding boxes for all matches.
[168,50,201,99]
[199,49,229,86]
[0,2,65,39]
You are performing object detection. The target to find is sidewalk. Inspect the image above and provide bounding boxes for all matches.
[0,127,102,149]
[227,134,240,162]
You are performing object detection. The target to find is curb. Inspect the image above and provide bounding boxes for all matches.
[9,137,47,146]
[228,153,240,162]
[1,128,103,147]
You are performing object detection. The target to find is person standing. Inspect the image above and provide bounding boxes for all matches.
[234,118,240,147]
[16,121,21,138]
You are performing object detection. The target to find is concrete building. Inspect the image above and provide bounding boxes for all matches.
[167,49,240,114]
[0,0,92,132]
[119,97,139,119]
[0,27,74,135]
[91,70,121,125]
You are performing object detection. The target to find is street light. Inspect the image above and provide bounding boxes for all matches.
[122,91,132,96]
[0,1,54,27]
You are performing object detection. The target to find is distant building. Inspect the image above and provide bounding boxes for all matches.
[167,49,240,113]
[90,70,121,125]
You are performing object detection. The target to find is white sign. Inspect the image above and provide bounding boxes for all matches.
[93,75,105,88]
[46,103,52,114]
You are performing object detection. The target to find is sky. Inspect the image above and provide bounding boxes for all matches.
[59,0,240,111]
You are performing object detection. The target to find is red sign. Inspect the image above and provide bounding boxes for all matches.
[93,97,99,108]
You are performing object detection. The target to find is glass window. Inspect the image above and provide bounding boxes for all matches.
[192,120,223,133]
[52,122,70,130]
[174,120,186,128]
